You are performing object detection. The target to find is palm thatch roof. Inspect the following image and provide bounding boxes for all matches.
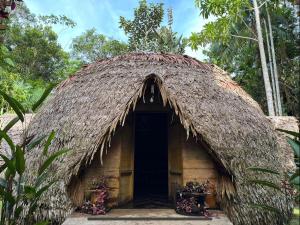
[0,114,33,160]
[24,53,294,224]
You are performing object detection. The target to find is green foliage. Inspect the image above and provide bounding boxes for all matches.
[190,0,251,49]
[247,167,280,175]
[156,26,188,54]
[31,83,56,112]
[71,28,128,63]
[38,149,69,176]
[119,0,186,54]
[191,0,299,116]
[0,88,24,122]
[6,24,70,81]
[277,129,300,139]
[248,179,282,191]
[195,0,250,18]
[0,2,81,114]
[38,14,76,28]
[0,87,69,225]
[250,203,281,214]
[119,0,163,52]
[190,17,232,49]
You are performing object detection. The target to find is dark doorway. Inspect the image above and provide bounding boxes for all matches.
[133,112,169,207]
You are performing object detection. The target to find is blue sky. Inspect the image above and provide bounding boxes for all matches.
[25,0,210,60]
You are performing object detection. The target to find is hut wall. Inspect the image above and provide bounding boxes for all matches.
[69,129,123,208]
[182,132,219,208]
[119,120,134,204]
[168,123,183,199]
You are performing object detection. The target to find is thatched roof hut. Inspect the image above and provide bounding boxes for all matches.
[24,53,295,225]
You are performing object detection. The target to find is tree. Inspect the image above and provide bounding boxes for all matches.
[119,0,186,54]
[119,0,164,52]
[0,44,29,114]
[0,2,81,113]
[190,0,299,116]
[253,0,275,116]
[6,24,70,81]
[190,0,275,115]
[265,4,283,115]
[155,8,188,54]
[70,28,128,63]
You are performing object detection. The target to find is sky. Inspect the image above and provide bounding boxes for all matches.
[24,0,211,60]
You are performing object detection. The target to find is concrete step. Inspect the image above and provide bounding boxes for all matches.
[63,209,233,225]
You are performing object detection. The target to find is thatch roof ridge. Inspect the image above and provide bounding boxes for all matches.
[58,53,212,90]
[58,52,261,112]
[24,53,293,224]
[83,52,213,72]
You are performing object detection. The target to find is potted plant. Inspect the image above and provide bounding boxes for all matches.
[79,177,110,215]
[175,180,213,217]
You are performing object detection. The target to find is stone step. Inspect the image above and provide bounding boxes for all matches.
[63,209,233,225]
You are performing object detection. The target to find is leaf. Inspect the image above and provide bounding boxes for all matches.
[3,116,19,132]
[34,221,49,225]
[290,169,299,182]
[0,163,7,174]
[0,188,15,205]
[4,58,15,67]
[287,137,300,157]
[0,154,15,175]
[0,177,7,188]
[32,83,56,112]
[0,90,24,122]
[27,135,47,151]
[38,149,69,176]
[36,181,55,199]
[0,129,15,153]
[29,202,38,214]
[43,131,55,156]
[248,179,282,191]
[11,97,26,114]
[249,203,281,214]
[34,171,48,188]
[276,129,300,138]
[290,173,300,185]
[247,167,280,175]
[24,185,36,199]
[15,145,25,175]
[14,206,23,218]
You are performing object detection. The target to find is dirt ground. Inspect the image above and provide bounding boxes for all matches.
[62,209,233,225]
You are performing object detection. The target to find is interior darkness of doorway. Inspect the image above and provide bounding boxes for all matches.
[132,112,170,208]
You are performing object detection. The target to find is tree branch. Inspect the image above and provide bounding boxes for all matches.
[231,34,258,42]
[248,0,268,10]
[238,15,257,38]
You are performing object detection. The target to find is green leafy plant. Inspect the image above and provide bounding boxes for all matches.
[247,129,300,224]
[0,84,69,225]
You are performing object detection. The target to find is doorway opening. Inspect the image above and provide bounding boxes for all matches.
[133,112,169,207]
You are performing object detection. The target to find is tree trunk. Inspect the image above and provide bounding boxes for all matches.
[267,7,283,115]
[264,19,278,115]
[253,0,275,116]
